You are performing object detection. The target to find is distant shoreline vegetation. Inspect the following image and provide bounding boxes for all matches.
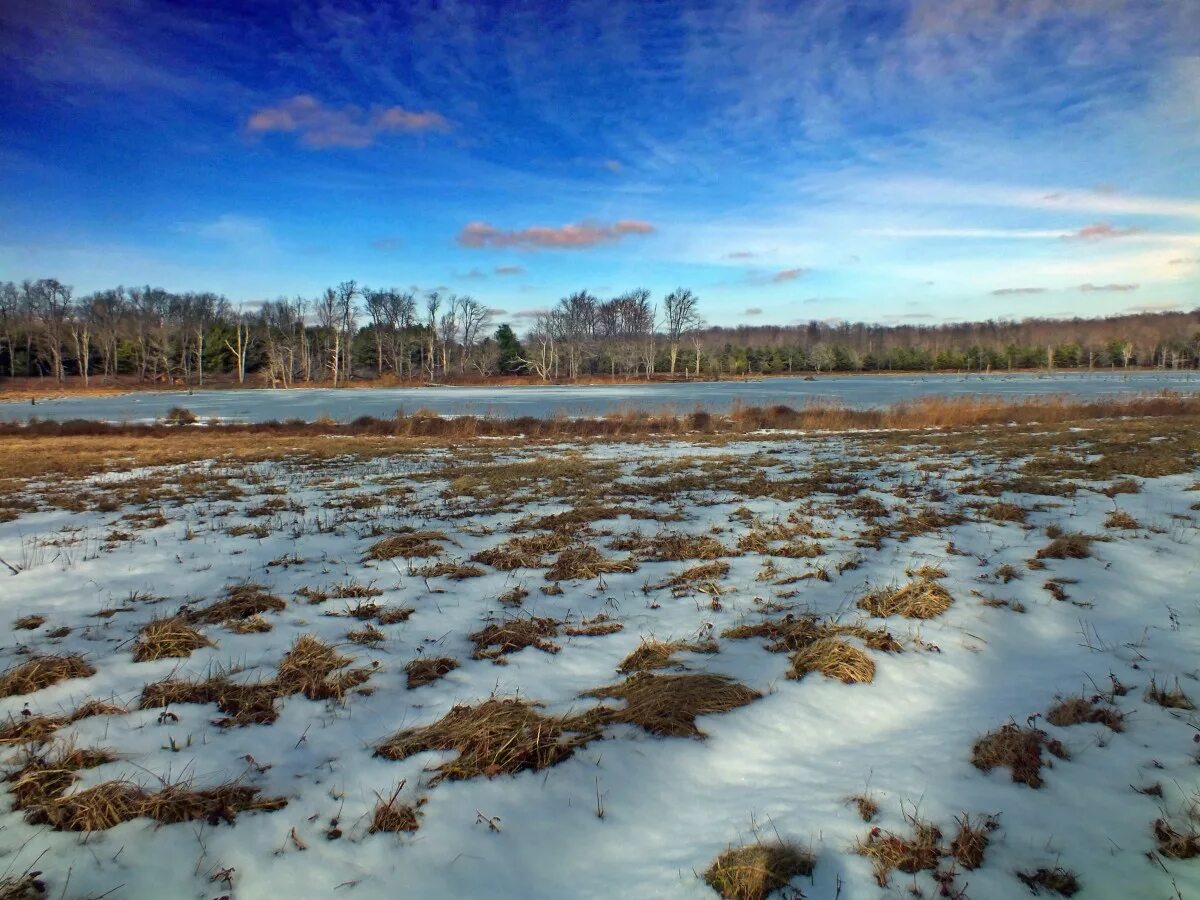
[2,279,1198,389]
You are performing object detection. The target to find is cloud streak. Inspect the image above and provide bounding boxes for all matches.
[1079,282,1139,292]
[990,287,1045,295]
[457,220,654,250]
[246,95,449,148]
[770,267,810,283]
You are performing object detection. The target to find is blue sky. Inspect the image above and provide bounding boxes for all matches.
[0,0,1197,327]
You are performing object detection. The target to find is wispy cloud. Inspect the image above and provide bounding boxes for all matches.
[1066,222,1145,240]
[1079,282,1139,292]
[371,237,403,252]
[744,306,763,316]
[726,250,757,259]
[458,220,655,250]
[494,265,525,275]
[246,95,449,148]
[1168,257,1199,265]
[990,287,1045,295]
[181,214,272,244]
[771,267,810,283]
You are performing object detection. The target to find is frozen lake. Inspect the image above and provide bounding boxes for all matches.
[2,371,1198,423]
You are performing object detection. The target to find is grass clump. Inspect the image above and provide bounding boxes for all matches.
[616,638,718,674]
[471,532,573,571]
[635,532,730,561]
[0,656,95,698]
[854,819,943,887]
[132,617,212,662]
[1104,510,1138,529]
[1144,676,1195,710]
[1035,533,1098,560]
[404,656,459,688]
[274,634,372,702]
[986,502,1028,523]
[364,530,451,559]
[703,841,815,900]
[1045,697,1124,731]
[971,723,1068,788]
[848,794,879,822]
[1017,867,1080,896]
[545,545,637,581]
[370,786,420,833]
[857,578,953,619]
[470,617,561,661]
[375,698,601,783]
[183,583,285,625]
[13,615,45,631]
[564,614,624,637]
[788,638,875,684]
[582,672,759,738]
[1153,819,1200,859]
[949,813,997,869]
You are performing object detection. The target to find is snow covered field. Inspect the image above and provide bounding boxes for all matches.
[0,424,1197,898]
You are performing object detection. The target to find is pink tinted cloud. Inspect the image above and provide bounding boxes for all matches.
[1066,222,1145,240]
[990,287,1045,295]
[246,95,449,148]
[457,220,655,250]
[771,267,810,283]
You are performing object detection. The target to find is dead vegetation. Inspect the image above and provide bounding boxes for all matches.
[971,723,1068,788]
[581,672,760,738]
[1144,676,1195,710]
[949,813,998,869]
[0,700,125,746]
[545,545,637,581]
[703,841,815,900]
[564,614,624,637]
[375,698,602,783]
[857,578,953,619]
[470,617,562,661]
[627,531,731,561]
[1045,697,1124,731]
[722,614,901,655]
[1104,509,1139,529]
[854,819,943,887]
[787,638,876,684]
[404,656,459,688]
[616,638,718,673]
[13,615,46,631]
[182,583,285,625]
[132,617,212,662]
[364,530,452,559]
[471,532,574,570]
[1036,533,1100,560]
[370,786,421,833]
[1153,819,1200,859]
[0,656,95,698]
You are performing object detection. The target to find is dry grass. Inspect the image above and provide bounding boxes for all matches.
[986,502,1028,523]
[1045,697,1124,731]
[723,615,901,655]
[1144,676,1195,710]
[703,841,815,900]
[1153,819,1200,859]
[564,614,624,637]
[1036,533,1099,560]
[1102,478,1140,497]
[471,532,573,570]
[857,578,953,619]
[0,656,95,698]
[582,672,760,738]
[347,624,386,645]
[1017,866,1080,896]
[375,698,602,782]
[470,617,561,660]
[949,813,997,869]
[545,545,637,581]
[370,786,420,833]
[616,638,718,674]
[971,723,1068,788]
[633,532,731,561]
[0,699,125,747]
[404,656,459,688]
[274,634,371,702]
[364,530,451,559]
[848,794,879,822]
[788,638,875,684]
[132,617,212,662]
[0,872,47,899]
[1104,510,1139,529]
[854,819,943,887]
[13,615,45,631]
[183,583,285,625]
[227,614,272,634]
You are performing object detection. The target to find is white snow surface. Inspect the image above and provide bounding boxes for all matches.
[0,436,1196,899]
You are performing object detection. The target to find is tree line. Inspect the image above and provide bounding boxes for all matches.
[1,278,1198,385]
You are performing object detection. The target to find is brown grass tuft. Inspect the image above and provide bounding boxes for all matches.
[470,617,561,661]
[0,656,95,698]
[1104,510,1139,529]
[227,613,272,633]
[971,723,1068,788]
[545,545,637,581]
[1153,819,1200,859]
[564,614,624,637]
[986,502,1028,523]
[404,656,459,688]
[274,634,370,702]
[183,583,285,625]
[471,532,573,571]
[375,698,601,782]
[854,820,943,887]
[582,672,759,738]
[949,813,998,869]
[1036,533,1098,560]
[132,617,212,662]
[369,785,420,834]
[1045,697,1124,731]
[616,638,717,674]
[858,578,953,619]
[13,615,45,631]
[364,530,451,559]
[787,638,875,684]
[635,532,730,561]
[1144,676,1195,710]
[848,794,879,822]
[703,841,815,900]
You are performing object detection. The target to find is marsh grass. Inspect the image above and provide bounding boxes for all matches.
[0,656,95,698]
[857,578,953,619]
[971,723,1068,788]
[132,617,213,662]
[581,672,760,738]
[703,841,815,900]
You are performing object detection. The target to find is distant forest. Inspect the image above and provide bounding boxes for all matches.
[2,278,1198,385]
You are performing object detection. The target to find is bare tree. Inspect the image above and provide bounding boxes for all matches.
[663,287,701,376]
